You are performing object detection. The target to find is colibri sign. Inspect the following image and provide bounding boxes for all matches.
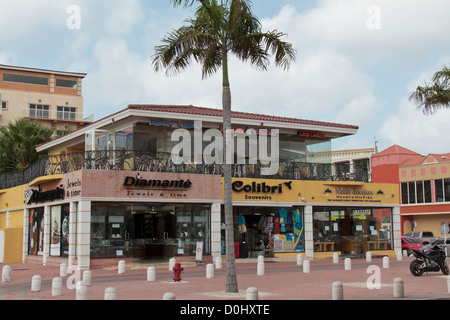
[232,180,293,200]
[25,187,65,204]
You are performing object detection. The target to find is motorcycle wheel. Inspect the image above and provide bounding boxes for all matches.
[410,260,424,276]
[440,262,449,275]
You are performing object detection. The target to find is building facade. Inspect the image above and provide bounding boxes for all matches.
[0,105,400,268]
[372,145,450,237]
[0,64,92,135]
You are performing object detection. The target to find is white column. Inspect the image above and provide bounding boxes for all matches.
[22,208,29,263]
[5,211,10,228]
[43,205,50,264]
[392,206,401,253]
[77,201,91,270]
[210,202,222,262]
[304,205,314,258]
[68,202,78,267]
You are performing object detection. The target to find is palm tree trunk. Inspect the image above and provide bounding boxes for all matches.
[222,51,238,293]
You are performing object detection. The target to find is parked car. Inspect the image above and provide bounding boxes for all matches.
[401,236,424,255]
[425,238,450,257]
[404,231,437,245]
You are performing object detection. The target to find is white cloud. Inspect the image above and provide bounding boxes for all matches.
[102,0,145,36]
[7,0,445,156]
[377,98,450,154]
[0,51,13,65]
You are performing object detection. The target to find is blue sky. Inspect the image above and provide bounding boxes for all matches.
[1,0,450,154]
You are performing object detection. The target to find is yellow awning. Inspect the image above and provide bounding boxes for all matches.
[28,174,63,187]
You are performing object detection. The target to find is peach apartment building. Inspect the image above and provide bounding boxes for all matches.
[0,64,92,135]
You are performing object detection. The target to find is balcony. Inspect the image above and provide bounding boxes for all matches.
[23,108,94,123]
[0,150,371,190]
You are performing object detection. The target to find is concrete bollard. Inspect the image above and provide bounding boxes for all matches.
[206,264,214,279]
[246,287,259,300]
[76,281,87,300]
[303,260,310,273]
[366,251,372,262]
[169,258,176,271]
[383,256,390,269]
[344,258,351,271]
[105,287,117,300]
[52,277,63,296]
[215,256,222,269]
[393,278,404,298]
[333,253,339,264]
[31,275,41,292]
[60,263,68,277]
[332,281,344,300]
[163,292,176,300]
[257,255,264,265]
[2,265,11,282]
[118,260,126,274]
[447,276,450,294]
[147,266,156,282]
[297,254,303,266]
[257,262,265,276]
[396,250,403,261]
[83,270,92,286]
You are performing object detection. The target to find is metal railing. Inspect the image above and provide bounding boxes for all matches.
[23,109,94,122]
[0,150,371,189]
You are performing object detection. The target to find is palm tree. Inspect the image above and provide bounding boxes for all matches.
[409,65,450,115]
[0,119,53,173]
[152,0,296,292]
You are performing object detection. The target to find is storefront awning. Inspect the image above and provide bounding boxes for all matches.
[28,174,63,187]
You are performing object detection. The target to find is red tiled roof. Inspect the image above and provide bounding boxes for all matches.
[373,144,421,158]
[128,104,359,130]
[400,156,426,166]
[36,104,358,150]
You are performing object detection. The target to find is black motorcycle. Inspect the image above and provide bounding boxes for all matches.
[409,245,449,276]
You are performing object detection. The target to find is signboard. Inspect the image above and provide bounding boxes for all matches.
[25,188,65,204]
[440,223,449,235]
[228,178,399,205]
[195,242,203,262]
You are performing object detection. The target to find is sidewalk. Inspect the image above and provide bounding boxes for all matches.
[1,255,450,301]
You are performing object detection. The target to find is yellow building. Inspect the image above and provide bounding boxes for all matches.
[226,177,399,259]
[0,185,26,264]
[0,104,400,268]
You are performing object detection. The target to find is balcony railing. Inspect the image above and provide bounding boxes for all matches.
[0,150,371,190]
[23,109,94,122]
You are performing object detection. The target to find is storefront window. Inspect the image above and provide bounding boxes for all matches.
[28,207,45,255]
[115,127,133,151]
[90,202,210,260]
[50,204,70,257]
[313,207,392,254]
[91,204,132,259]
[223,206,304,258]
[134,123,177,155]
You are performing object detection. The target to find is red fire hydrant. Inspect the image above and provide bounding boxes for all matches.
[173,262,184,282]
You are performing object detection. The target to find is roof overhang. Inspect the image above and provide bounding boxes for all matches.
[36,105,358,153]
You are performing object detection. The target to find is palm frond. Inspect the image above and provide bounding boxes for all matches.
[432,65,450,88]
[153,25,217,76]
[409,82,450,115]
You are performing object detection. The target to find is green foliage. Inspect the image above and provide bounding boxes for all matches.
[153,0,296,294]
[0,119,53,173]
[410,65,450,115]
[152,0,296,85]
